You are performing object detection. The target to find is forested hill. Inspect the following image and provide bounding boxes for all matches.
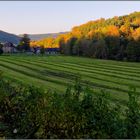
[0,30,20,44]
[31,11,140,61]
[28,32,68,41]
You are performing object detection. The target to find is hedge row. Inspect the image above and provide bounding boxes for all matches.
[0,74,140,139]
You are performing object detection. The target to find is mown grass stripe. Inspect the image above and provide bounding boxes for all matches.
[0,65,65,92]
[0,61,69,88]
[19,57,140,80]
[1,58,139,95]
[1,55,139,104]
[22,58,140,84]
[22,55,140,69]
[2,58,140,91]
[8,55,140,77]
[3,57,140,92]
[4,57,140,84]
[61,62,140,76]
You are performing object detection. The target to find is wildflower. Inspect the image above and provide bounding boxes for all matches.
[13,129,17,134]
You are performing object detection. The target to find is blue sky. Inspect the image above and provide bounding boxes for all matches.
[0,1,140,35]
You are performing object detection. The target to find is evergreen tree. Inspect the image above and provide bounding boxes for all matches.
[18,34,30,51]
[40,46,45,55]
[0,42,3,55]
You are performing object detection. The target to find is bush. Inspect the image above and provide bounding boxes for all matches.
[0,75,140,139]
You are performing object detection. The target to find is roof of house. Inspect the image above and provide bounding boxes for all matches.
[3,42,14,47]
[46,48,60,51]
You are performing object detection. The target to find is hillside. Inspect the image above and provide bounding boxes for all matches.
[0,30,68,45]
[31,11,140,61]
[0,30,20,44]
[28,32,68,41]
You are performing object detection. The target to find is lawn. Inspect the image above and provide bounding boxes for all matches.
[0,54,140,104]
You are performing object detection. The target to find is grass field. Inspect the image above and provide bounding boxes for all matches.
[0,54,140,104]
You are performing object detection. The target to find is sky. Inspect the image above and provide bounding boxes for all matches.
[0,1,140,35]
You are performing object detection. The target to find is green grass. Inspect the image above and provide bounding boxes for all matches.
[0,54,140,104]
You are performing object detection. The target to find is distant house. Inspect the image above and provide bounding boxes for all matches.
[30,47,35,53]
[46,48,60,55]
[36,48,41,54]
[30,46,60,55]
[32,47,41,54]
[2,42,17,53]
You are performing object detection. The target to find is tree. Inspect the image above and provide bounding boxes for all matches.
[120,24,133,39]
[80,39,91,57]
[132,27,140,41]
[104,36,120,59]
[105,25,120,37]
[18,34,30,51]
[40,46,45,55]
[20,11,140,62]
[93,39,107,59]
[126,39,140,61]
[59,37,65,54]
[64,37,77,55]
[0,42,3,55]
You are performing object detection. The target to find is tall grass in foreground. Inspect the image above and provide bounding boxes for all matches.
[0,72,140,139]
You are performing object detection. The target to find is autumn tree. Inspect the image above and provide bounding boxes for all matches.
[120,23,133,39]
[28,11,140,61]
[132,27,140,41]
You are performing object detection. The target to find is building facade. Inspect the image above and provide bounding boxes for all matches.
[2,42,17,53]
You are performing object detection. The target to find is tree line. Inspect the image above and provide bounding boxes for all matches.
[59,12,140,61]
[31,11,140,61]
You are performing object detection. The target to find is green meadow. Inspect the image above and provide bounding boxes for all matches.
[0,55,140,104]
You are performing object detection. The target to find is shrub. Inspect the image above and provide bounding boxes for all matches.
[0,75,140,139]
